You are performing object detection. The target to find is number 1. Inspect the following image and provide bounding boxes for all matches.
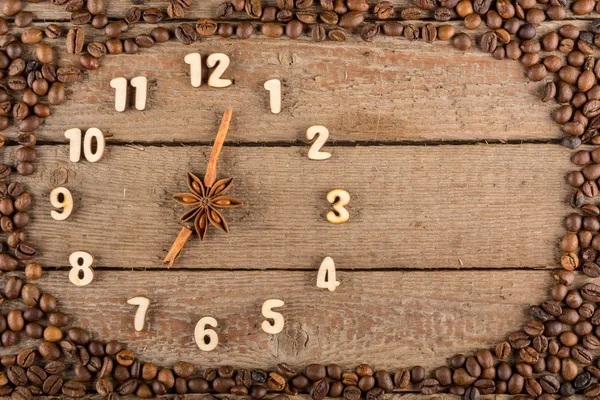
[184,53,202,88]
[130,76,147,111]
[110,77,128,112]
[264,79,281,114]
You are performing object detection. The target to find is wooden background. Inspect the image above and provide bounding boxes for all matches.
[0,0,577,377]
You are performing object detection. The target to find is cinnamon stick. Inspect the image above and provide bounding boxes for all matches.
[163,226,192,268]
[204,109,233,188]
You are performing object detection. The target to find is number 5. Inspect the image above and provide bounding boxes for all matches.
[261,299,285,334]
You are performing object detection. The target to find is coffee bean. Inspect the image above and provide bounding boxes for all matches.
[343,385,361,400]
[62,380,86,397]
[236,21,254,39]
[420,378,440,394]
[66,26,85,54]
[57,66,83,83]
[117,379,138,395]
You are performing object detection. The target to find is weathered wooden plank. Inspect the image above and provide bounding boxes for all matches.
[19,0,600,21]
[0,269,553,370]
[0,23,562,143]
[6,143,570,270]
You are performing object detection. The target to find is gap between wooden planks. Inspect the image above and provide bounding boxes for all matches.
[0,269,554,370]
[0,22,570,143]
[0,143,570,270]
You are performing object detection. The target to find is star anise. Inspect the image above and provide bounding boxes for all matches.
[173,172,242,240]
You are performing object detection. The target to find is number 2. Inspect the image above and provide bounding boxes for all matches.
[316,256,340,292]
[127,296,150,332]
[50,187,73,221]
[69,251,94,286]
[206,53,232,88]
[306,125,331,160]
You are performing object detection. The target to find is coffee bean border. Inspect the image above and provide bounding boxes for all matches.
[0,0,596,398]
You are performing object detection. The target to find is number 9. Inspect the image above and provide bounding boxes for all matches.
[50,187,73,221]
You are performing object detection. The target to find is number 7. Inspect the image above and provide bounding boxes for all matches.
[127,296,150,332]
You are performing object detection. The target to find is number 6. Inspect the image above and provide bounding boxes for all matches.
[195,316,219,351]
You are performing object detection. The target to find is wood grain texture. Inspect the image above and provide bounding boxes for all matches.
[0,269,553,370]
[0,143,570,270]
[0,23,563,143]
[20,0,600,21]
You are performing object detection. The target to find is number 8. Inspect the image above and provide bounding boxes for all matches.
[69,251,94,286]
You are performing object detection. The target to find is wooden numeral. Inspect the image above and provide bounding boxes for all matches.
[65,128,105,163]
[68,251,94,286]
[127,296,150,332]
[327,189,350,224]
[110,77,128,112]
[130,76,148,111]
[306,126,331,160]
[206,53,232,88]
[195,316,219,351]
[184,53,202,88]
[50,187,73,221]
[110,76,147,111]
[316,256,340,292]
[261,299,285,334]
[83,127,106,162]
[264,79,281,114]
[64,128,82,162]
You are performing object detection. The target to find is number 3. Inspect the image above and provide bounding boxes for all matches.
[69,251,94,286]
[327,189,350,224]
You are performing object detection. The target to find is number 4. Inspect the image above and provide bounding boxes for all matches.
[316,256,340,292]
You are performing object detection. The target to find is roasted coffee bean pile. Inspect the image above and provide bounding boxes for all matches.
[3,270,600,399]
[0,0,600,398]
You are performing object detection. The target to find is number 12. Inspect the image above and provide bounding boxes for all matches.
[184,53,232,88]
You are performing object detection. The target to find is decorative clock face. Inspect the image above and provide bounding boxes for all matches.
[0,0,595,397]
[32,39,559,361]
